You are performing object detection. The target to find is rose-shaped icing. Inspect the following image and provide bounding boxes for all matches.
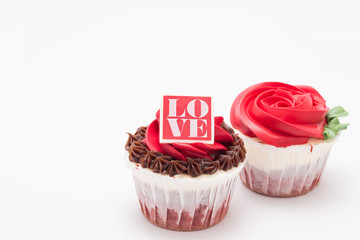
[230,82,329,147]
[145,111,234,160]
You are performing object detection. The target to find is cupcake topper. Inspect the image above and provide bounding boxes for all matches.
[159,95,214,144]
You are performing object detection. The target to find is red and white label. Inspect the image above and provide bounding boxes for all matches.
[160,95,214,144]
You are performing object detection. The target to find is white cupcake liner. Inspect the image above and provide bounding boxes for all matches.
[126,154,245,231]
[239,134,337,197]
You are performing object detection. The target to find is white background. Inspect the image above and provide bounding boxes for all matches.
[0,1,359,239]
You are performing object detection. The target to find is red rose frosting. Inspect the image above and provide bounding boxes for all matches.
[230,82,329,147]
[145,111,234,160]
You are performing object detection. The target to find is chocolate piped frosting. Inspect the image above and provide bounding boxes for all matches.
[125,122,246,177]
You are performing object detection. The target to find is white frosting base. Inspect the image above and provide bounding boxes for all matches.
[124,152,246,190]
[238,131,338,170]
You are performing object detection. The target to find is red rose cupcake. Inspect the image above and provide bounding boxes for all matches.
[125,111,246,231]
[230,82,348,197]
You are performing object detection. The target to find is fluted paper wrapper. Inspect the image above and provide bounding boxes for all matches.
[239,135,337,197]
[126,156,244,231]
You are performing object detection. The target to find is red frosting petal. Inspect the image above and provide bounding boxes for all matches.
[171,142,209,156]
[156,109,160,122]
[160,143,186,161]
[178,149,212,159]
[192,142,227,151]
[230,82,329,147]
[214,116,224,126]
[215,125,234,143]
[146,120,162,152]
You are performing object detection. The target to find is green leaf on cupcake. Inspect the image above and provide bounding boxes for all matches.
[323,106,349,140]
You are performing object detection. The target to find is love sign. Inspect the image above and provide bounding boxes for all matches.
[159,95,214,144]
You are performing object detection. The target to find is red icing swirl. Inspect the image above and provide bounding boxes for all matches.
[146,112,234,160]
[230,82,329,147]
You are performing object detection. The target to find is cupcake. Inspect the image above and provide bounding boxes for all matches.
[125,111,246,231]
[230,82,349,197]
